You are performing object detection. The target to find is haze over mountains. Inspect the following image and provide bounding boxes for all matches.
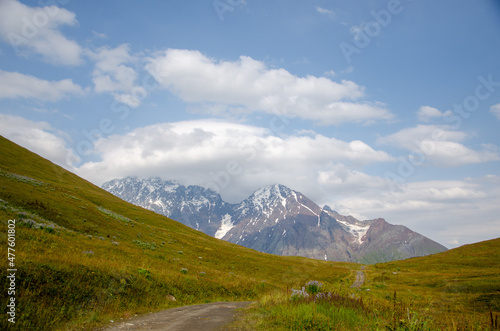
[103,177,447,263]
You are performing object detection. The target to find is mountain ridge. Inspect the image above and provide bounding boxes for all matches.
[102,176,448,263]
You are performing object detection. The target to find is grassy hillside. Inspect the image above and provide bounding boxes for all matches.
[364,237,500,329]
[231,238,500,330]
[0,136,355,330]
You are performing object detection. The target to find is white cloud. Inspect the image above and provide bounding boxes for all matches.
[0,0,82,66]
[316,6,335,18]
[75,120,394,201]
[377,125,500,167]
[89,44,137,93]
[145,49,393,125]
[0,114,78,168]
[0,70,83,101]
[377,125,467,149]
[324,70,336,77]
[491,103,500,121]
[88,44,145,107]
[417,106,452,122]
[341,66,354,74]
[92,30,107,39]
[317,164,388,196]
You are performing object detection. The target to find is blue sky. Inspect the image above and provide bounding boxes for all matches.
[1,0,500,248]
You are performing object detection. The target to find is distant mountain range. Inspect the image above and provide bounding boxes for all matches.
[102,177,447,263]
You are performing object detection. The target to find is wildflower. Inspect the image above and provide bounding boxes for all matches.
[315,292,327,301]
[291,287,310,301]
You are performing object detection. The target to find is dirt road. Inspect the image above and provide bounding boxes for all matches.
[350,266,366,288]
[101,301,253,331]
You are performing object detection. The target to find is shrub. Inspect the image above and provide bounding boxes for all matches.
[305,280,323,295]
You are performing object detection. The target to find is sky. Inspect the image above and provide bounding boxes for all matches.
[0,0,499,248]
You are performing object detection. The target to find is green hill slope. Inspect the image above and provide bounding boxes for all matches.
[229,237,500,330]
[0,136,354,330]
[363,237,500,329]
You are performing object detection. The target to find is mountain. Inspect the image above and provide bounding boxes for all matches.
[102,177,232,236]
[103,177,448,263]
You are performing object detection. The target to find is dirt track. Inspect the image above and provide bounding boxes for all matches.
[350,266,366,288]
[101,266,365,330]
[100,301,253,331]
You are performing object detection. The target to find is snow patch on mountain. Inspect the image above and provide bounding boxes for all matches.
[214,214,234,239]
[335,219,370,244]
[300,203,318,216]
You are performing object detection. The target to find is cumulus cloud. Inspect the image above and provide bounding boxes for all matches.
[89,44,137,93]
[0,70,83,101]
[88,44,146,107]
[75,120,394,201]
[491,103,500,121]
[417,106,452,122]
[0,114,78,168]
[377,125,500,167]
[317,164,389,200]
[330,179,487,220]
[0,0,82,66]
[145,49,393,125]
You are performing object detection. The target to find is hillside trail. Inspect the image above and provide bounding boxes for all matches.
[99,301,253,331]
[350,265,366,288]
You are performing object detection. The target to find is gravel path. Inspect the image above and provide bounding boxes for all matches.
[100,301,253,331]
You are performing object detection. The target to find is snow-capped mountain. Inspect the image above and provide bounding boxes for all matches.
[226,184,322,243]
[102,177,232,235]
[102,177,447,263]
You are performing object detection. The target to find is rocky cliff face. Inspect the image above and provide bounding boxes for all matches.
[102,177,448,263]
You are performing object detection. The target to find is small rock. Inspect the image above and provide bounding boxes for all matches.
[166,295,176,302]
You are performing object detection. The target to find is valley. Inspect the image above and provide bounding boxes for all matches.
[0,135,498,330]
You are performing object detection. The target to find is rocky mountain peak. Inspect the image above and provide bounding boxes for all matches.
[246,184,294,209]
[322,205,334,212]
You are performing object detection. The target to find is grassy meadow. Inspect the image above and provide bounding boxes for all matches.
[0,135,499,330]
